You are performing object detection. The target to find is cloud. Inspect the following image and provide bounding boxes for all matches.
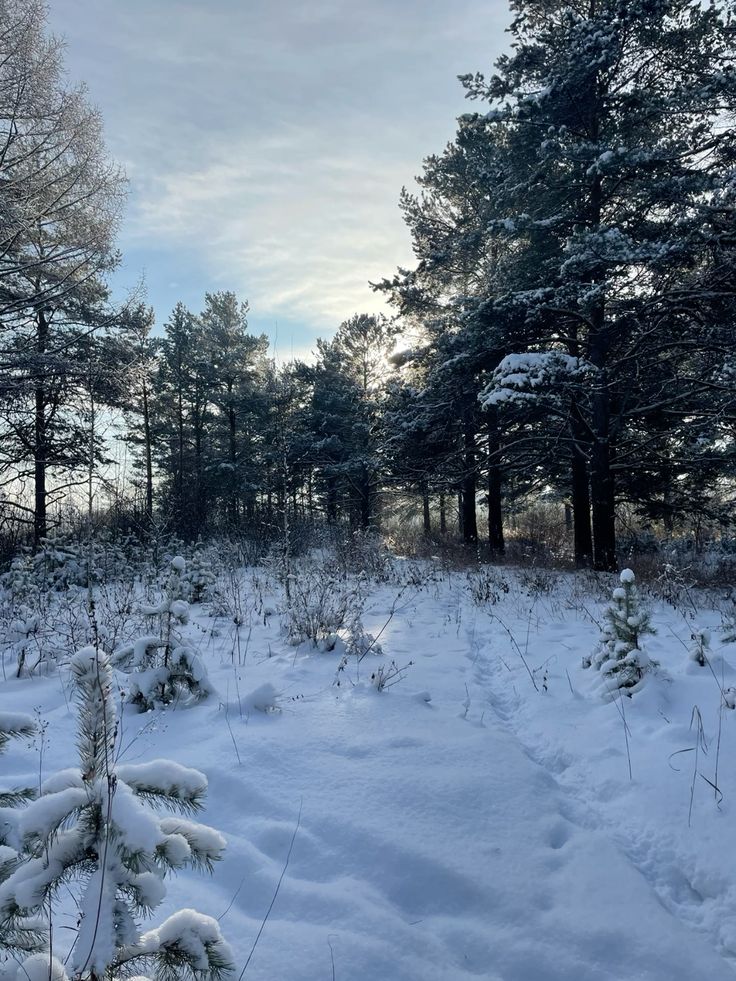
[127,123,416,326]
[48,0,510,338]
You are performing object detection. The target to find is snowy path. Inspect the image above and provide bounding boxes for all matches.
[3,572,736,979]
[452,586,736,977]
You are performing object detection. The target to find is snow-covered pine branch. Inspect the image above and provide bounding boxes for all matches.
[479,351,595,409]
[0,711,42,962]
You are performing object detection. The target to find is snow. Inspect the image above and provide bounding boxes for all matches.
[158,817,226,865]
[0,713,34,736]
[40,768,84,794]
[19,787,88,840]
[1,829,85,911]
[480,351,592,407]
[116,760,209,801]
[5,954,68,981]
[109,781,165,854]
[3,565,736,979]
[138,908,233,969]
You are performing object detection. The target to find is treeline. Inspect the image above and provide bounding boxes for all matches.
[1,0,735,570]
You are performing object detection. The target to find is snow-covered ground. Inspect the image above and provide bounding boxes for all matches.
[2,562,736,980]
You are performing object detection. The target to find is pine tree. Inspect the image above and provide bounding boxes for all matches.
[0,647,231,981]
[584,569,655,698]
[309,314,395,528]
[154,305,210,539]
[117,304,158,530]
[200,291,270,528]
[114,557,213,711]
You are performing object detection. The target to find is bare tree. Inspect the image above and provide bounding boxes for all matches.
[0,0,126,543]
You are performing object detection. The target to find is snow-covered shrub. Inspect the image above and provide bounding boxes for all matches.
[4,609,46,678]
[518,568,555,597]
[280,563,368,650]
[466,568,510,606]
[688,628,711,668]
[333,529,393,582]
[394,559,442,591]
[93,579,144,655]
[30,533,88,589]
[0,647,232,981]
[3,555,39,605]
[0,557,49,678]
[114,557,212,711]
[583,569,655,699]
[346,618,382,659]
[648,561,700,614]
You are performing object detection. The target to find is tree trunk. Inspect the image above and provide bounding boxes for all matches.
[33,310,48,547]
[228,385,237,525]
[357,465,371,529]
[142,379,153,528]
[586,113,617,571]
[87,374,95,525]
[486,410,504,556]
[439,492,447,535]
[194,404,204,539]
[570,440,593,567]
[422,483,431,535]
[176,381,184,533]
[326,477,337,524]
[461,421,478,547]
[590,381,616,571]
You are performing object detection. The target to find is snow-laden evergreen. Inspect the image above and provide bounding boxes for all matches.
[113,557,213,711]
[0,647,232,981]
[584,569,655,699]
[688,628,712,668]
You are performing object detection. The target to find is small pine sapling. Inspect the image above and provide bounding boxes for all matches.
[688,628,711,668]
[584,569,655,699]
[185,545,217,605]
[0,646,232,981]
[114,557,213,711]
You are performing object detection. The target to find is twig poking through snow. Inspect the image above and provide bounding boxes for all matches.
[239,799,302,978]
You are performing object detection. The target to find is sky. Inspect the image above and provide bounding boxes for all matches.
[46,0,510,361]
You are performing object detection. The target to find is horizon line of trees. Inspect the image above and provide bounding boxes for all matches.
[0,0,735,570]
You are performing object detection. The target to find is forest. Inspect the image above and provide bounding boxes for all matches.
[0,0,734,574]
